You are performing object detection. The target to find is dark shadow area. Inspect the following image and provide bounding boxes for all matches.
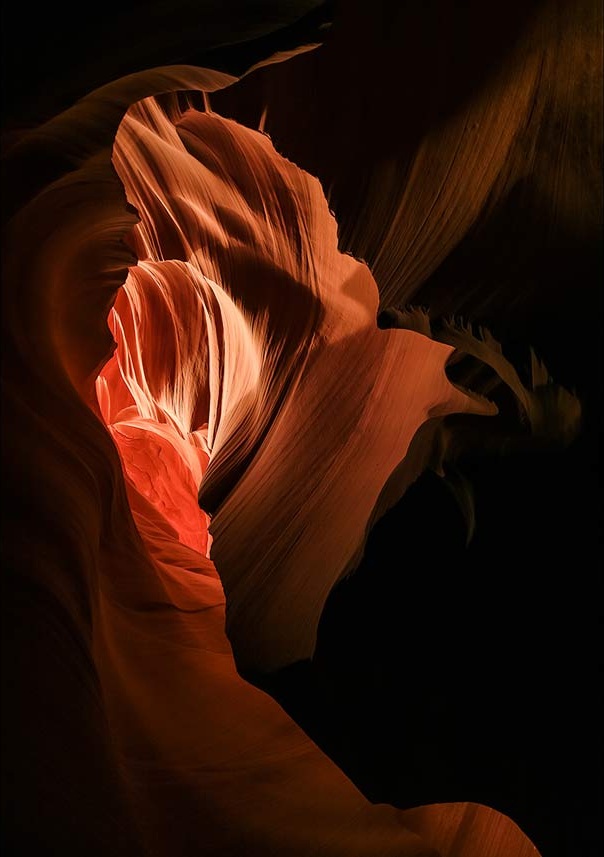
[0,1,334,131]
[259,428,602,857]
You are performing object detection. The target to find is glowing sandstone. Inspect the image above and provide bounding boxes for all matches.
[101,97,498,672]
[4,56,570,855]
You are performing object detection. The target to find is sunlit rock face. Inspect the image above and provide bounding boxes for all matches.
[101,97,499,672]
[2,1,598,853]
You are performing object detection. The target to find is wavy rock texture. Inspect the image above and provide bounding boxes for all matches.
[1,1,600,856]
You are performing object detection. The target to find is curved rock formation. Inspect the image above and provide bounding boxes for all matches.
[3,2,597,852]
